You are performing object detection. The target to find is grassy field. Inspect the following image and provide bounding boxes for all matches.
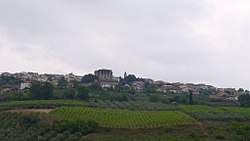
[3,101,250,140]
[50,107,196,128]
[179,105,250,121]
[220,106,250,115]
[88,100,178,111]
[179,105,223,113]
[88,121,250,141]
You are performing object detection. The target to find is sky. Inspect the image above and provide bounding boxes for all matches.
[0,0,250,89]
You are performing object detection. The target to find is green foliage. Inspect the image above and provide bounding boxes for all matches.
[63,88,77,99]
[121,74,137,85]
[113,85,131,93]
[170,95,188,104]
[144,82,157,93]
[72,80,80,88]
[163,125,173,133]
[221,106,250,115]
[179,105,223,113]
[0,100,87,109]
[189,90,193,105]
[58,120,98,135]
[88,100,178,111]
[238,88,244,92]
[4,91,31,101]
[20,114,41,129]
[0,75,22,88]
[190,111,250,121]
[180,105,250,121]
[96,92,129,102]
[30,81,54,100]
[227,121,250,135]
[82,74,97,84]
[57,77,67,89]
[102,133,194,141]
[216,134,225,140]
[149,95,161,102]
[0,112,92,141]
[238,94,250,107]
[88,83,103,92]
[76,87,89,100]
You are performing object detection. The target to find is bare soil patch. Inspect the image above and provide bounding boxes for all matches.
[9,109,53,113]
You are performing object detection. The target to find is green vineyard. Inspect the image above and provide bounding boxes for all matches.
[50,107,196,128]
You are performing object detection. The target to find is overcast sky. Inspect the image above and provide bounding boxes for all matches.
[0,0,250,89]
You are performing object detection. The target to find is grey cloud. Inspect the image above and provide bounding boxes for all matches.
[0,0,250,89]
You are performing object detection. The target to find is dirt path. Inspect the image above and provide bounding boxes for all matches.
[9,109,53,113]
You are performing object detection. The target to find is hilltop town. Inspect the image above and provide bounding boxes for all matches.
[0,69,247,101]
[1,70,250,141]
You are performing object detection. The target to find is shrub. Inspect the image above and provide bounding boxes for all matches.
[216,135,225,140]
[58,120,98,135]
[227,121,250,135]
[163,125,173,133]
[20,114,40,129]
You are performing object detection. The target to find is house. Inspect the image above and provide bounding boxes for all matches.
[192,90,200,95]
[1,72,12,77]
[131,81,144,92]
[154,80,166,86]
[159,85,181,94]
[209,92,226,99]
[224,88,237,96]
[1,88,11,93]
[226,96,238,101]
[20,83,31,90]
[144,78,154,84]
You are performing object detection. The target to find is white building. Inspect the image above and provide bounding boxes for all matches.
[20,83,31,90]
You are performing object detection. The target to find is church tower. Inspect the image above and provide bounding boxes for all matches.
[124,71,127,78]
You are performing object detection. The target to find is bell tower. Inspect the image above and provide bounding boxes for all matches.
[124,71,127,78]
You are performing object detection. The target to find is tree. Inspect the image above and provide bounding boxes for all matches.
[238,88,244,92]
[58,120,98,135]
[144,82,157,93]
[82,74,97,84]
[57,77,67,89]
[149,95,161,102]
[169,95,187,104]
[41,82,54,99]
[4,91,30,101]
[88,83,103,92]
[77,87,89,100]
[122,74,137,84]
[20,114,40,129]
[189,90,193,105]
[0,75,22,88]
[63,88,77,99]
[238,94,250,107]
[30,81,54,100]
[30,81,41,99]
[72,80,80,88]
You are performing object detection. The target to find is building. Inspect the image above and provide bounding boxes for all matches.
[159,85,181,93]
[131,81,145,92]
[95,69,113,81]
[20,83,31,90]
[94,69,119,88]
[124,71,127,78]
